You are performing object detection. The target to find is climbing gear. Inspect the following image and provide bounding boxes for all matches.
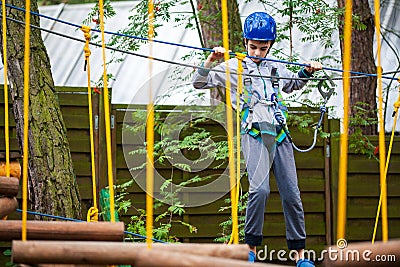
[243,12,276,41]
[296,259,315,267]
[240,63,278,145]
[272,75,335,153]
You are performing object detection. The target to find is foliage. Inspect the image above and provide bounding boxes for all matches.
[215,191,248,243]
[2,249,14,267]
[117,105,230,242]
[348,102,379,161]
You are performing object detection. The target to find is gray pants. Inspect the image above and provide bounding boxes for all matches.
[242,133,306,250]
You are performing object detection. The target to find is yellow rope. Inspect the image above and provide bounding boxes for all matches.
[228,53,246,245]
[372,92,400,243]
[373,0,388,242]
[98,0,115,223]
[337,0,352,241]
[1,0,10,222]
[221,0,238,244]
[146,0,155,249]
[22,0,32,241]
[81,25,98,223]
[2,0,10,179]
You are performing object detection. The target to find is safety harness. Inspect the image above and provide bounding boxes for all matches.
[240,63,288,145]
[239,61,335,152]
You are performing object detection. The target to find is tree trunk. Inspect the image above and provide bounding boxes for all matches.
[196,0,242,104]
[337,0,377,135]
[0,0,82,219]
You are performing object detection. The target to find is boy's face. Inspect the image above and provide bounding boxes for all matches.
[246,39,271,63]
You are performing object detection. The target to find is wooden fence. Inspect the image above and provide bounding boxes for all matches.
[1,86,399,265]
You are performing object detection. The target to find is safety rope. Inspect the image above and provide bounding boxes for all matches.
[373,0,388,242]
[227,53,246,245]
[146,0,155,249]
[81,25,99,223]
[1,0,10,222]
[21,0,32,241]
[372,84,400,244]
[221,0,238,245]
[1,3,399,81]
[97,0,116,224]
[1,0,9,179]
[336,0,352,241]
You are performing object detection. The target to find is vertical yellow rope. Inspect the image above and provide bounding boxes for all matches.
[221,0,238,244]
[337,0,352,241]
[373,0,388,242]
[81,25,98,222]
[372,93,399,243]
[98,0,115,223]
[22,0,32,241]
[228,53,246,245]
[2,0,10,179]
[146,0,155,248]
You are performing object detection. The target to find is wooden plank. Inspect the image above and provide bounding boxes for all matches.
[0,176,19,196]
[348,156,400,174]
[63,114,89,129]
[0,221,124,241]
[0,197,18,218]
[55,87,87,93]
[347,197,400,218]
[12,241,279,267]
[57,94,89,106]
[346,219,400,240]
[347,174,400,197]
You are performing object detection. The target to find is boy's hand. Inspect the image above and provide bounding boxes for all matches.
[304,61,322,74]
[204,47,230,68]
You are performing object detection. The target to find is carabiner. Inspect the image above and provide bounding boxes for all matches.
[317,75,335,104]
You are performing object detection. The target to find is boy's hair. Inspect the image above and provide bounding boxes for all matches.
[242,38,274,54]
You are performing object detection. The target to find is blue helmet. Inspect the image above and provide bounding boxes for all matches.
[243,12,276,41]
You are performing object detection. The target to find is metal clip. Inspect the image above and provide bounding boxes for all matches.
[317,75,335,104]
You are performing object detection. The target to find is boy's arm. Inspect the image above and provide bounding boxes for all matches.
[192,47,229,89]
[280,61,322,93]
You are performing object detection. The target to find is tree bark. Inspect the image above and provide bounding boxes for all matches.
[337,0,377,135]
[196,0,242,104]
[0,0,81,218]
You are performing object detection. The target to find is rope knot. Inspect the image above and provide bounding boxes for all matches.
[394,100,400,110]
[81,25,92,71]
[87,207,99,222]
[235,52,246,61]
[236,53,246,73]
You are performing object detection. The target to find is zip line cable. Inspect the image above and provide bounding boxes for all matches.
[1,2,399,82]
[15,209,167,243]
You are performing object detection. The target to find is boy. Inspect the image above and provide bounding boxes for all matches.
[192,12,321,267]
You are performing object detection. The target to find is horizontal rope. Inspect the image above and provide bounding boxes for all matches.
[16,209,167,243]
[2,2,399,81]
[2,14,384,84]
